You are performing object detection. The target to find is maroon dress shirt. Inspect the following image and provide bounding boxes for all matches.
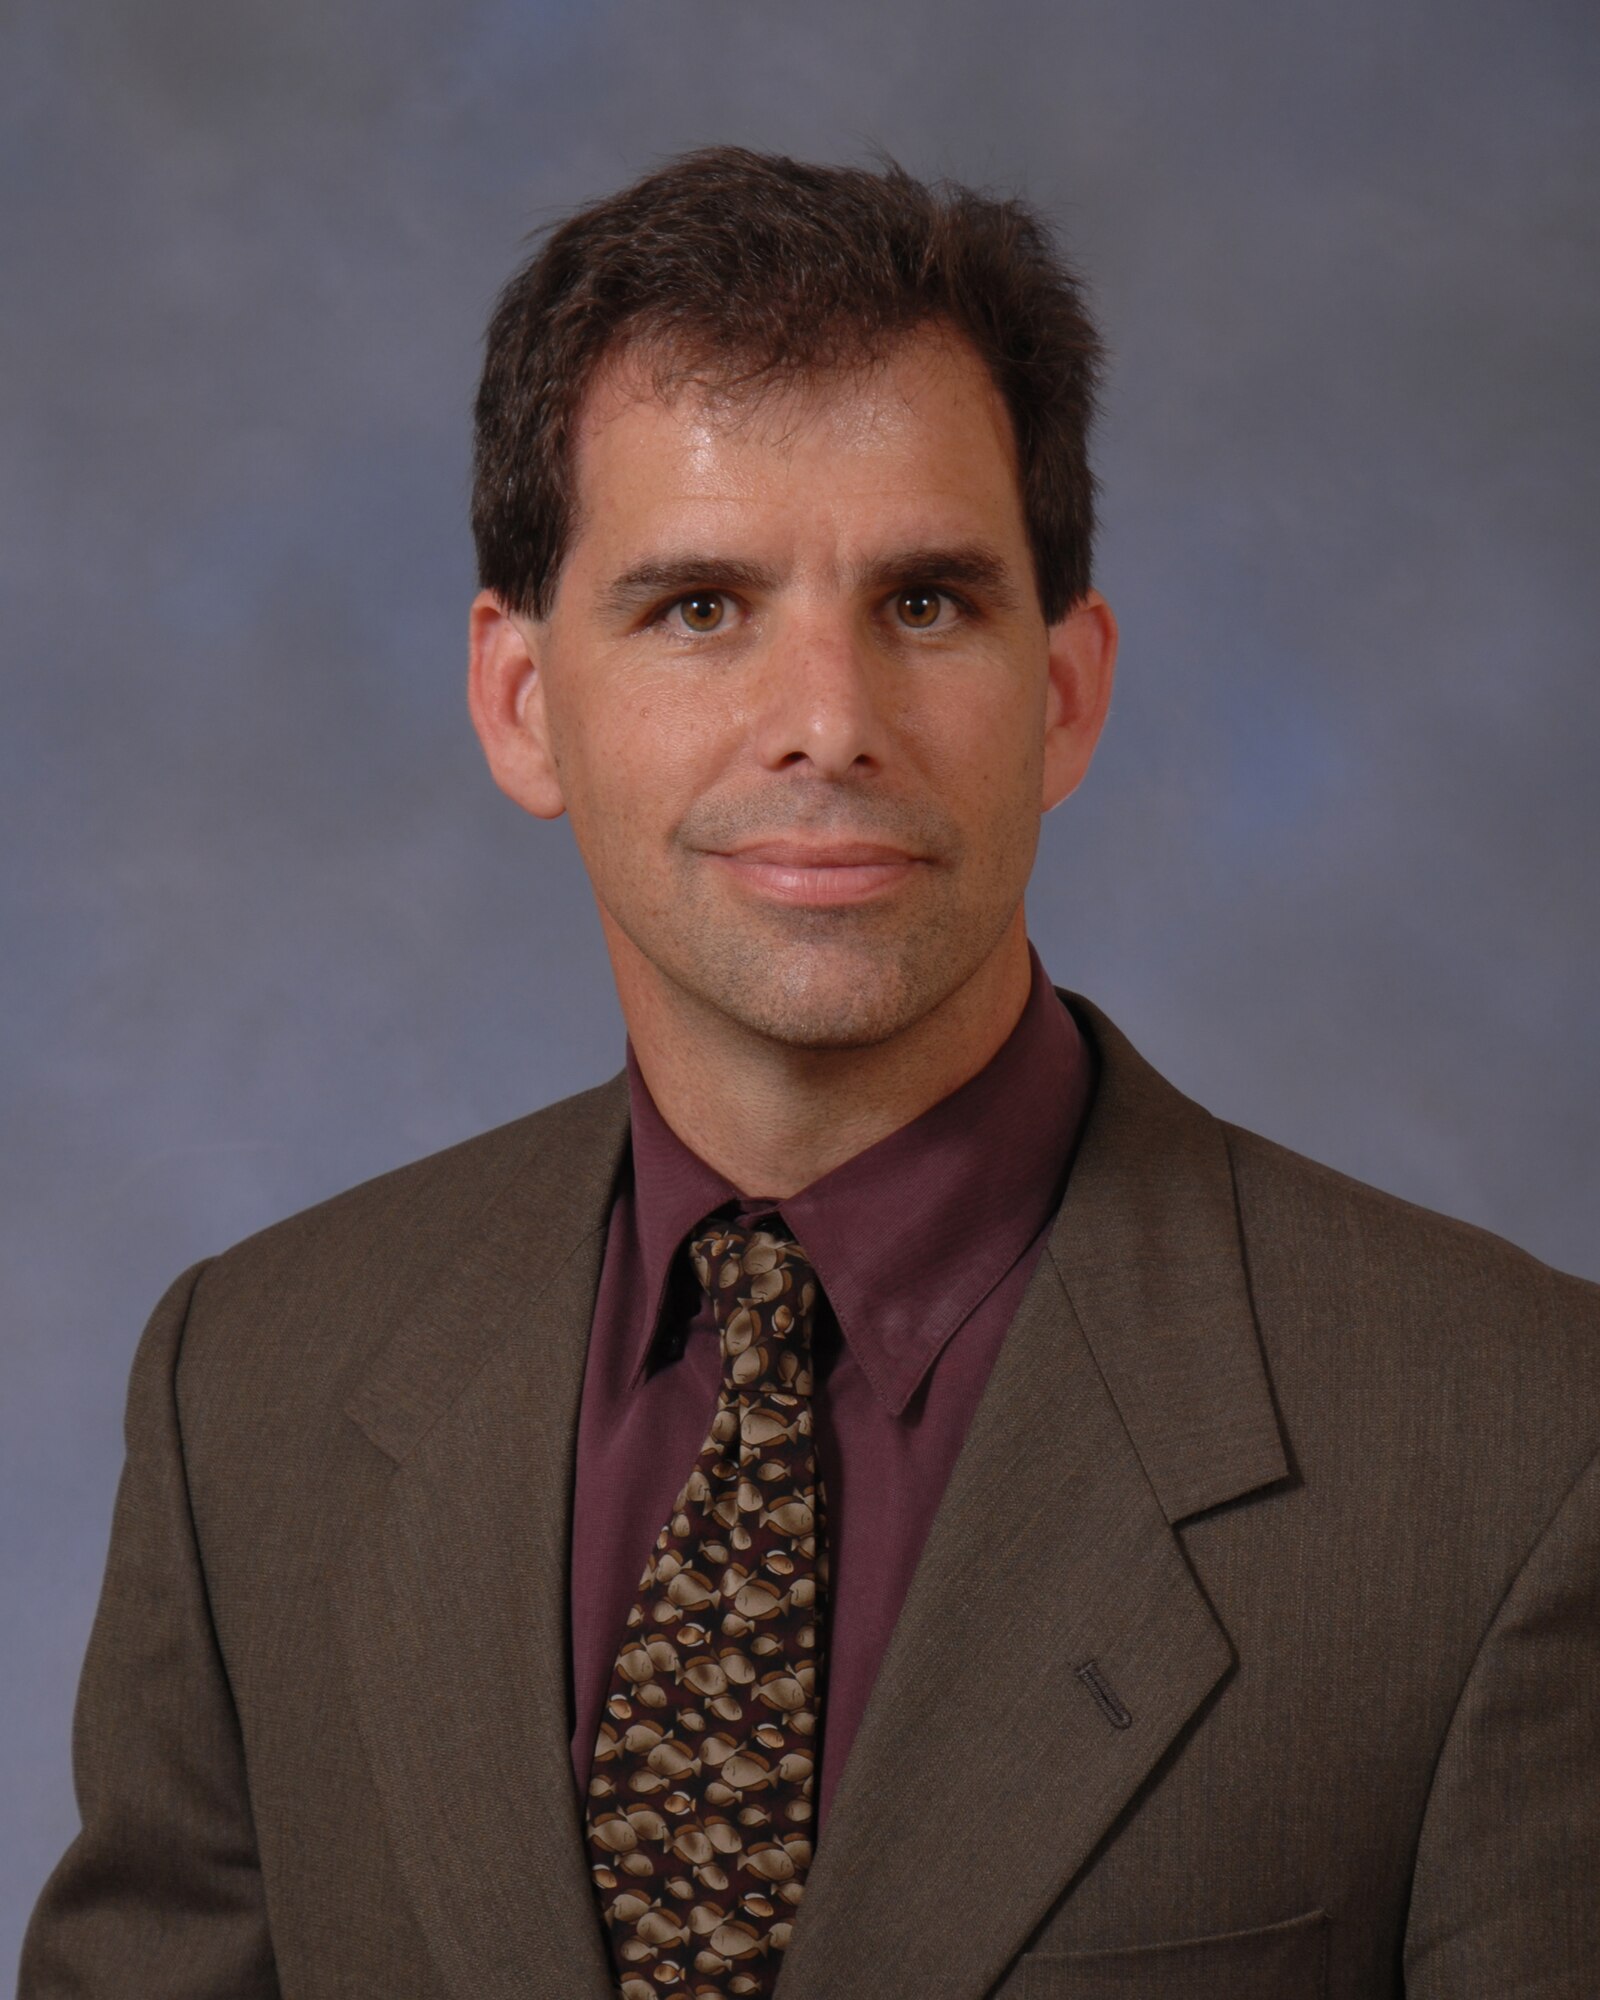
[569,943,1095,1839]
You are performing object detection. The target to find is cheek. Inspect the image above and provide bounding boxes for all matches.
[562,682,712,852]
[916,677,1043,813]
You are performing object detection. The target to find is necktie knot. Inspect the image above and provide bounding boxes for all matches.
[689,1216,821,1400]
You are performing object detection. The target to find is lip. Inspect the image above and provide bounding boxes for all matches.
[707,839,924,907]
[721,840,916,867]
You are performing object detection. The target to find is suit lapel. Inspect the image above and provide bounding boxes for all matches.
[337,1076,631,2000]
[772,993,1290,1999]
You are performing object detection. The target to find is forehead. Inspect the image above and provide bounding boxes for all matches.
[565,323,1027,551]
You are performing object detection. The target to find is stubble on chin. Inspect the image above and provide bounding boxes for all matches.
[656,888,997,1053]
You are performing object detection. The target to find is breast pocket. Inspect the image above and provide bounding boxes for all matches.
[1021,1908,1329,1999]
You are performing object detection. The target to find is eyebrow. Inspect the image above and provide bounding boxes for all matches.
[599,556,779,622]
[596,543,1026,621]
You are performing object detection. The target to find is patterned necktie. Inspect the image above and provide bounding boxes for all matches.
[586,1212,831,1999]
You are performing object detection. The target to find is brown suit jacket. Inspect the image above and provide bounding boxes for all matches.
[19,993,1600,1998]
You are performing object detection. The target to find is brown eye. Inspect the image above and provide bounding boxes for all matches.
[675,593,727,633]
[896,589,945,629]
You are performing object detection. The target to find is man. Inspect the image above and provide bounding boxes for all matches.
[20,146,1598,1999]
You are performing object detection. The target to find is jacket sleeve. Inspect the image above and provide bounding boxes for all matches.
[1403,1442,1600,1995]
[18,1261,280,1998]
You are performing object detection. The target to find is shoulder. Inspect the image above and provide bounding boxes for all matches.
[172,1070,629,1402]
[1223,1116,1599,1324]
[214,1070,625,1289]
[1221,1117,1600,1490]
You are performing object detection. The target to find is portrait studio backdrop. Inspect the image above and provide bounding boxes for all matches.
[3,0,1596,1966]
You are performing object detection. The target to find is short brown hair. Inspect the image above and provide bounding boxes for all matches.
[471,146,1106,624]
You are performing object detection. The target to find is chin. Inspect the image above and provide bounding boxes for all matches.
[729,1000,911,1052]
[686,941,951,1052]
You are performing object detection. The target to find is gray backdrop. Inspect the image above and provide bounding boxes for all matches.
[4,0,1596,1964]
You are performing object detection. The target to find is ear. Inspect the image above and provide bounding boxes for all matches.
[1040,588,1118,813]
[467,589,567,820]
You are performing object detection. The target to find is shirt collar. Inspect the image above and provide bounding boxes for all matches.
[621,941,1094,1414]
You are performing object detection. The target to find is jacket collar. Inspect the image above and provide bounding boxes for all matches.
[1050,990,1288,1523]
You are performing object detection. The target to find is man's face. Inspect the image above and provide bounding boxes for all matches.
[476,321,1112,1052]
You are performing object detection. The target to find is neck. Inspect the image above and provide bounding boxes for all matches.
[607,912,1035,1197]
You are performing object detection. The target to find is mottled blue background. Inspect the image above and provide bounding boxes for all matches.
[4,0,1596,1961]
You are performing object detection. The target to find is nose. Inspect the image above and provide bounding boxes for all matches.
[748,607,888,779]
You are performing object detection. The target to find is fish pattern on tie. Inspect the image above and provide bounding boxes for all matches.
[586,1215,830,1999]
